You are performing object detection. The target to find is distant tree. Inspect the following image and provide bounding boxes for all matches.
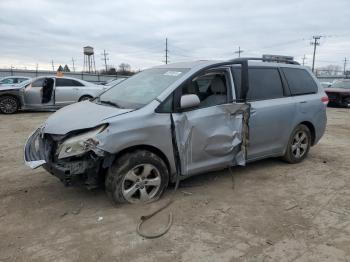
[119,63,131,73]
[317,64,342,76]
[57,65,64,72]
[107,67,117,74]
[63,64,70,72]
[117,63,135,76]
[100,67,117,75]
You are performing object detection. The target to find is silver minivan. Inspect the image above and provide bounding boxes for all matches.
[24,58,328,204]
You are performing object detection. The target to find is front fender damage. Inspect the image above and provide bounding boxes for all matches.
[24,128,109,188]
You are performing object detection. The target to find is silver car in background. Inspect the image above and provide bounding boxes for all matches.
[0,76,108,114]
[24,58,328,204]
[0,76,31,86]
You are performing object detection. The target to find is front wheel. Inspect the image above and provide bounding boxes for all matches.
[0,96,19,114]
[105,150,169,204]
[282,124,311,164]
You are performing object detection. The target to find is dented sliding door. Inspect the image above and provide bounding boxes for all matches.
[172,103,250,176]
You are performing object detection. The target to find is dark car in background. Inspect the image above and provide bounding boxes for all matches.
[324,79,350,107]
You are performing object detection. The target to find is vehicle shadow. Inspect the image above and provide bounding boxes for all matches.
[171,157,283,190]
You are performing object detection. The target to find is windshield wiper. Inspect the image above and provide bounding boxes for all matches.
[99,99,123,108]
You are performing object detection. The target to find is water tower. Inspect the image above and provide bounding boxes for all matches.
[83,46,96,73]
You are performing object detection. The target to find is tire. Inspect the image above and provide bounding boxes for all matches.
[105,150,169,204]
[282,124,311,164]
[344,96,350,107]
[79,95,93,102]
[0,95,19,114]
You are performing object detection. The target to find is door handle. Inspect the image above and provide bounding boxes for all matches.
[299,101,307,104]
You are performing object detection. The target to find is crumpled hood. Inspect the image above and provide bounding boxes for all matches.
[43,100,133,135]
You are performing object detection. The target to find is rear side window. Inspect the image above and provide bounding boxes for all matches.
[17,78,28,83]
[71,80,84,86]
[282,68,317,95]
[56,78,84,86]
[247,68,284,100]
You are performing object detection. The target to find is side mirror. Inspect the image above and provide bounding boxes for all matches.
[180,94,200,109]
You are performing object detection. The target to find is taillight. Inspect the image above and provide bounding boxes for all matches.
[321,96,329,105]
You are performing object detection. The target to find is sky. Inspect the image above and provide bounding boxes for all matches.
[0,0,349,71]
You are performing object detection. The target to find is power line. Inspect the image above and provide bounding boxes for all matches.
[234,46,244,58]
[71,58,76,72]
[101,50,109,72]
[165,38,169,64]
[310,35,322,73]
[302,54,306,66]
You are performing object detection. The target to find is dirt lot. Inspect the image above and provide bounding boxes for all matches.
[0,108,349,262]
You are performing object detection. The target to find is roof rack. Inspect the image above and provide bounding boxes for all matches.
[228,57,300,65]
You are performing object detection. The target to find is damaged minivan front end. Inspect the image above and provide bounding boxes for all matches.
[24,124,111,187]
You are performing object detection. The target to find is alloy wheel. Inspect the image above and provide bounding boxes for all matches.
[291,130,308,158]
[122,164,162,203]
[0,97,17,114]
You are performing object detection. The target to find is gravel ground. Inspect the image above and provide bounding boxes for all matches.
[0,108,349,262]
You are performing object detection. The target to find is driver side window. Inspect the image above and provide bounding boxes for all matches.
[32,78,45,87]
[181,71,228,108]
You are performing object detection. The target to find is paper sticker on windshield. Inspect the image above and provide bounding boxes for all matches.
[164,71,182,76]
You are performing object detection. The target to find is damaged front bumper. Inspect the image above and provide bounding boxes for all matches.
[24,128,49,169]
[24,128,105,186]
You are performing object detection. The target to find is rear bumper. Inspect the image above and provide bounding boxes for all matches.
[326,93,350,107]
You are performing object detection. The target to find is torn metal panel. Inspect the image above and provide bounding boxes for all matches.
[172,103,250,176]
[24,128,49,169]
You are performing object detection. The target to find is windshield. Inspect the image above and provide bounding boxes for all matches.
[98,68,189,109]
[331,80,350,89]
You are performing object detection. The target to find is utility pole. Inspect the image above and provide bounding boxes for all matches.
[165,38,169,64]
[302,54,306,66]
[234,46,244,58]
[343,57,347,75]
[101,50,109,72]
[310,36,322,73]
[51,60,55,72]
[35,63,38,77]
[71,58,76,72]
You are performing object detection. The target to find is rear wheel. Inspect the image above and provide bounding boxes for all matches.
[0,96,19,114]
[79,95,93,102]
[283,124,311,164]
[105,150,169,204]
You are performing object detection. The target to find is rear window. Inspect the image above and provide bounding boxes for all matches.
[247,68,284,100]
[56,78,84,87]
[231,67,284,101]
[282,68,317,95]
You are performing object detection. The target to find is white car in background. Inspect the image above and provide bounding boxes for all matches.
[0,76,108,114]
[0,76,31,86]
